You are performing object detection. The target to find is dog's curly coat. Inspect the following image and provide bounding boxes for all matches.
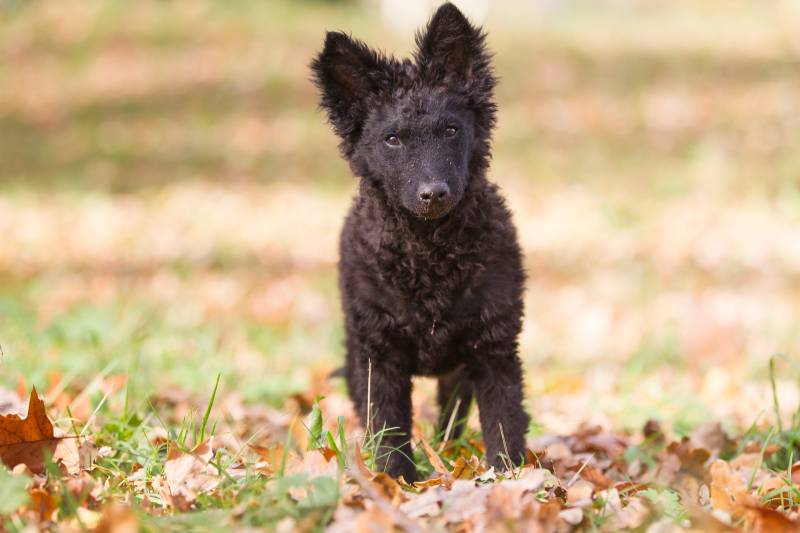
[311,2,529,482]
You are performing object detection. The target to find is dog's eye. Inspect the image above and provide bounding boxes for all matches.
[384,134,401,147]
[444,126,458,137]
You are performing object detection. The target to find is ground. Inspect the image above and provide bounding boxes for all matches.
[1,0,800,531]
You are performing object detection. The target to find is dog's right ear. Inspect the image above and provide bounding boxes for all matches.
[311,32,388,142]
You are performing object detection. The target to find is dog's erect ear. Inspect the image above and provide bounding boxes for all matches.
[415,3,493,90]
[311,32,389,142]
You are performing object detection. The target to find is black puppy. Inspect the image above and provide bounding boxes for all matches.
[311,2,529,482]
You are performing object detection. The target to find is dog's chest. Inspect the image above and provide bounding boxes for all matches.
[378,242,483,373]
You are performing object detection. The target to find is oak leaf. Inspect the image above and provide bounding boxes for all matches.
[0,387,66,473]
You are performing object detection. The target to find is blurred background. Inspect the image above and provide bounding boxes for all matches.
[1,0,800,436]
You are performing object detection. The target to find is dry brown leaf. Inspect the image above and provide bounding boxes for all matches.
[65,472,96,507]
[748,505,800,533]
[419,437,449,477]
[252,460,273,476]
[249,443,287,473]
[352,441,375,481]
[683,504,739,532]
[613,481,650,496]
[599,490,651,530]
[319,446,338,462]
[544,440,572,463]
[349,443,405,506]
[371,472,404,506]
[481,468,550,522]
[413,477,447,489]
[559,507,584,526]
[576,463,613,490]
[759,475,788,507]
[53,431,81,476]
[285,447,338,481]
[0,386,26,415]
[163,439,220,508]
[643,419,666,446]
[690,422,735,456]
[26,487,58,521]
[572,426,628,460]
[451,455,485,480]
[0,387,67,473]
[709,459,755,518]
[567,479,594,505]
[94,503,139,533]
[525,448,546,468]
[665,438,711,481]
[65,508,103,531]
[440,480,490,523]
[400,488,445,519]
[731,452,760,470]
[353,501,397,533]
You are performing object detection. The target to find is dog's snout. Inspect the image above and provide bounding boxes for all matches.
[418,182,451,203]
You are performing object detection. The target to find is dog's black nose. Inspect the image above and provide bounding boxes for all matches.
[418,182,451,203]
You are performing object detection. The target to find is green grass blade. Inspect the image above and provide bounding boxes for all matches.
[200,372,221,443]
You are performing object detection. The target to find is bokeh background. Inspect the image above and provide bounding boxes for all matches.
[2,0,800,436]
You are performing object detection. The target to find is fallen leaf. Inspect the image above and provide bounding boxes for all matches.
[353,501,397,533]
[419,438,449,478]
[684,504,739,532]
[600,489,651,530]
[400,487,444,518]
[559,507,584,526]
[252,460,273,476]
[350,443,404,505]
[412,477,446,489]
[163,439,220,509]
[53,430,81,475]
[0,387,26,415]
[709,459,755,518]
[0,387,65,473]
[440,479,490,523]
[94,503,139,533]
[525,448,546,468]
[759,475,788,508]
[576,463,613,490]
[351,441,374,481]
[319,446,338,462]
[26,487,57,521]
[748,505,800,533]
[371,472,404,505]
[567,479,594,505]
[68,507,102,530]
[643,419,666,446]
[665,438,711,481]
[691,422,735,457]
[450,455,485,480]
[544,440,573,462]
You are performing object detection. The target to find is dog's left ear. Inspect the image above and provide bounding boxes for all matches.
[311,32,390,144]
[415,3,494,92]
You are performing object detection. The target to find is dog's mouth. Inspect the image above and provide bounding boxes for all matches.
[413,198,455,220]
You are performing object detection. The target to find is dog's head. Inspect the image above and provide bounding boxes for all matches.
[311,3,496,220]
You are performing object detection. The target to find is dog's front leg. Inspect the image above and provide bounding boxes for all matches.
[347,352,418,482]
[470,348,529,471]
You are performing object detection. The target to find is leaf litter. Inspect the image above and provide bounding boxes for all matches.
[0,385,799,531]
